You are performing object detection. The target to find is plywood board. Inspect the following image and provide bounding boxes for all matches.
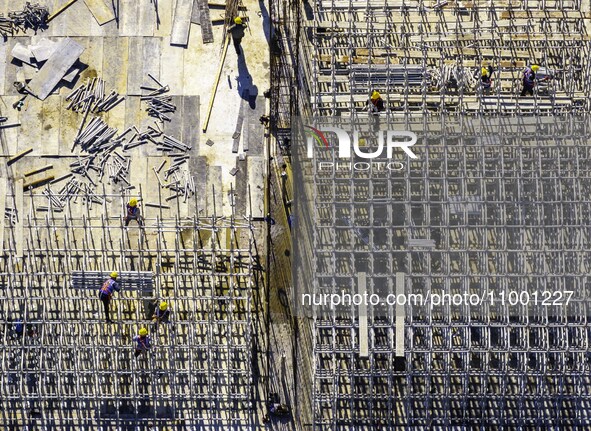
[84,0,116,25]
[171,0,194,46]
[159,39,185,94]
[26,38,85,100]
[102,37,129,94]
[181,96,199,150]
[246,156,265,218]
[126,37,144,95]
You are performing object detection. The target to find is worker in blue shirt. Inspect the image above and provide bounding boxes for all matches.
[133,328,151,358]
[125,198,143,227]
[98,272,120,323]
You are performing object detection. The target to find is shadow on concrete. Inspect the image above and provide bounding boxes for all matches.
[258,0,271,45]
[237,55,258,109]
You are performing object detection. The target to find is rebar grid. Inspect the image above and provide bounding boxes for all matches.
[290,116,591,429]
[308,0,591,116]
[0,185,260,429]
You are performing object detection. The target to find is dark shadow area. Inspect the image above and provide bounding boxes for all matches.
[258,0,271,45]
[237,55,258,109]
[303,0,314,21]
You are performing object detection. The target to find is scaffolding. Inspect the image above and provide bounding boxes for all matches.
[0,183,261,429]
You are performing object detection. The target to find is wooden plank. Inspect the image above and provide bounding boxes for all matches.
[160,39,185,94]
[246,156,265,218]
[191,0,201,24]
[119,0,140,36]
[48,0,79,22]
[0,178,5,253]
[198,0,214,43]
[15,179,23,258]
[395,272,405,357]
[7,148,33,166]
[126,37,144,96]
[142,37,162,89]
[83,0,116,25]
[154,0,175,37]
[171,0,194,46]
[102,37,129,94]
[202,35,229,132]
[181,96,199,150]
[358,272,369,357]
[26,38,84,101]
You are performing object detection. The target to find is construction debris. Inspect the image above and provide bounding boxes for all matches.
[73,117,121,153]
[0,3,49,37]
[66,78,124,113]
[140,76,176,122]
[26,38,85,100]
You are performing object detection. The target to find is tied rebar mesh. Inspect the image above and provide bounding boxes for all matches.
[0,186,259,429]
[292,116,591,429]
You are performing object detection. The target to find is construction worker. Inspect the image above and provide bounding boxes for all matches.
[480,66,493,93]
[520,64,548,97]
[99,271,120,323]
[152,301,171,330]
[133,327,151,358]
[367,90,385,114]
[124,198,143,227]
[228,17,247,56]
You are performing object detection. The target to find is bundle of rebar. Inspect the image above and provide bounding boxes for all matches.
[140,74,176,122]
[157,135,192,153]
[163,167,196,202]
[7,3,49,34]
[74,117,122,153]
[0,15,15,38]
[122,124,162,150]
[66,78,124,113]
[104,152,131,185]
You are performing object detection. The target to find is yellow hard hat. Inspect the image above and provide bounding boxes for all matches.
[234,17,242,25]
[531,65,540,72]
[159,301,168,311]
[481,67,489,77]
[129,198,138,207]
[139,327,148,336]
[370,90,380,100]
[110,271,118,278]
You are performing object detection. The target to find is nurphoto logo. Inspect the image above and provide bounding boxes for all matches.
[304,125,418,172]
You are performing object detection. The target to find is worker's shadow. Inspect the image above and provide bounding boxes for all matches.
[237,54,258,109]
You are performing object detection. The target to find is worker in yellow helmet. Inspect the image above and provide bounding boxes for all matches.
[480,65,493,93]
[521,64,548,97]
[228,16,247,55]
[124,197,143,227]
[133,328,151,358]
[367,90,385,114]
[98,271,120,323]
[152,300,172,331]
